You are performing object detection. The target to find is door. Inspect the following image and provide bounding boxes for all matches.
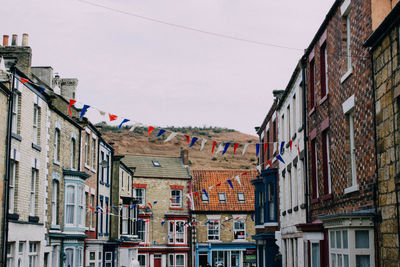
[105,252,113,267]
[199,254,208,267]
[154,254,162,267]
[231,251,240,267]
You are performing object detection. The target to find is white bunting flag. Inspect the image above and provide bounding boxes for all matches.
[165,132,178,142]
[208,185,214,191]
[99,110,106,117]
[256,165,261,173]
[200,139,207,151]
[129,122,142,131]
[216,143,224,155]
[273,142,277,153]
[234,175,242,186]
[242,143,250,156]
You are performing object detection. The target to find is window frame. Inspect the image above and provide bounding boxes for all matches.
[9,160,16,213]
[28,242,39,267]
[137,219,148,243]
[201,192,209,203]
[71,137,76,170]
[135,188,146,206]
[233,219,246,240]
[218,193,226,203]
[237,192,245,202]
[320,42,328,98]
[54,128,61,164]
[207,221,220,241]
[11,92,19,134]
[168,220,186,245]
[33,104,40,145]
[309,58,315,110]
[322,130,332,195]
[51,180,59,226]
[65,184,76,227]
[30,169,38,216]
[170,189,182,207]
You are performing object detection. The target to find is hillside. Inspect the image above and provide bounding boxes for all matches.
[98,125,259,170]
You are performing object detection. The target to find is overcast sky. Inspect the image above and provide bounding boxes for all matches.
[2,0,335,134]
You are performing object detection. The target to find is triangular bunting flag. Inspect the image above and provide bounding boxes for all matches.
[211,141,217,154]
[264,143,268,153]
[165,132,178,142]
[118,119,130,130]
[200,139,207,151]
[20,77,29,84]
[80,105,90,119]
[227,179,234,189]
[189,137,198,148]
[280,141,285,154]
[148,126,155,136]
[256,143,260,157]
[222,142,231,155]
[276,154,285,164]
[68,99,76,116]
[266,160,272,168]
[156,129,166,137]
[242,143,250,156]
[216,143,224,155]
[202,189,208,199]
[109,113,117,121]
[184,134,190,144]
[233,143,239,154]
[289,140,293,151]
[234,175,241,186]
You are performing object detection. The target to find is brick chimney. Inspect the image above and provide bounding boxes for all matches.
[180,148,189,165]
[31,66,54,88]
[0,34,32,76]
[58,78,78,100]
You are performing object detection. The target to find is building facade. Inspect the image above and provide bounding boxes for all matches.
[122,153,192,267]
[192,169,257,267]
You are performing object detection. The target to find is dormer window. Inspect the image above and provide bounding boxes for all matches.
[152,160,161,167]
[218,193,226,203]
[238,193,245,202]
[201,193,209,202]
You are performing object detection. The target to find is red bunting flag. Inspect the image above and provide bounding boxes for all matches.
[89,207,94,212]
[184,134,190,144]
[289,140,293,151]
[147,202,152,209]
[194,192,199,197]
[145,219,150,223]
[233,143,240,154]
[148,126,155,136]
[235,217,239,220]
[267,161,273,168]
[105,206,109,213]
[20,77,29,84]
[108,113,117,121]
[216,183,221,187]
[68,99,76,116]
[211,141,217,154]
[297,144,300,155]
[213,220,218,223]
[264,143,268,153]
[241,172,247,176]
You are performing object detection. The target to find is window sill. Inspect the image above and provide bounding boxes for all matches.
[344,184,359,194]
[100,181,104,185]
[319,94,328,105]
[99,233,104,236]
[340,68,353,84]
[255,225,265,229]
[89,227,95,231]
[32,143,41,152]
[264,222,278,227]
[207,240,222,243]
[51,224,60,230]
[53,160,60,166]
[170,207,184,210]
[308,107,316,116]
[233,239,248,242]
[311,198,319,204]
[11,133,22,142]
[321,193,332,200]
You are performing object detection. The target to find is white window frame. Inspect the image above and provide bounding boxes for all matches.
[121,170,124,190]
[78,185,85,227]
[90,193,95,230]
[122,206,129,235]
[77,247,83,267]
[65,184,76,227]
[30,169,38,216]
[168,220,186,244]
[207,221,220,241]
[233,219,246,240]
[340,0,353,82]
[91,138,96,168]
[7,242,14,267]
[170,189,182,207]
[33,104,39,145]
[201,192,209,202]
[326,132,332,194]
[9,160,16,213]
[218,193,226,202]
[238,192,245,202]
[65,247,74,267]
[175,254,185,267]
[314,141,319,198]
[136,188,146,206]
[11,92,19,134]
[138,219,148,243]
[71,137,76,170]
[138,254,147,267]
[51,180,59,226]
[54,128,61,164]
[84,134,89,167]
[28,242,39,267]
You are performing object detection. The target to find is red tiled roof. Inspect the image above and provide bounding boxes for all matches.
[192,169,258,212]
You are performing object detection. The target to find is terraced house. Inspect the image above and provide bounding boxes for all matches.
[192,169,257,267]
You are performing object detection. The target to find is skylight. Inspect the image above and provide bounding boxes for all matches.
[152,160,161,167]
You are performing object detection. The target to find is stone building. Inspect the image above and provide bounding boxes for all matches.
[276,63,308,267]
[253,90,282,267]
[192,169,257,267]
[301,1,377,266]
[0,34,50,266]
[365,1,400,265]
[122,152,192,267]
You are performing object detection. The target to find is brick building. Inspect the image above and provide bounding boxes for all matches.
[192,169,256,267]
[122,152,192,267]
[252,90,282,267]
[365,1,400,265]
[276,63,308,267]
[300,1,377,266]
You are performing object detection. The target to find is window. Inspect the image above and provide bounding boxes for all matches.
[320,43,328,97]
[105,252,113,267]
[65,248,74,267]
[311,242,320,267]
[105,197,109,235]
[90,194,94,229]
[71,138,76,169]
[218,193,226,203]
[273,120,277,142]
[11,92,19,134]
[106,154,110,184]
[77,247,83,267]
[138,220,147,243]
[329,229,373,267]
[88,251,96,267]
[121,171,124,189]
[287,105,291,140]
[7,242,14,266]
[171,190,182,207]
[292,95,296,131]
[267,182,275,220]
[176,254,185,267]
[238,192,245,202]
[344,14,352,72]
[54,128,60,163]
[292,165,298,209]
[52,180,59,225]
[91,138,96,168]
[322,131,332,195]
[281,115,285,142]
[169,254,174,267]
[208,221,219,240]
[288,171,292,209]
[85,134,89,166]
[348,112,357,188]
[152,160,161,167]
[258,190,265,224]
[234,219,245,240]
[266,130,270,160]
[168,221,186,244]
[99,197,104,234]
[30,169,38,216]
[136,188,145,206]
[310,59,315,110]
[201,193,209,202]
[122,206,129,235]
[18,242,25,267]
[28,242,38,267]
[138,255,146,267]
[33,104,40,145]
[9,160,17,213]
[66,185,75,225]
[311,140,318,199]
[78,185,85,227]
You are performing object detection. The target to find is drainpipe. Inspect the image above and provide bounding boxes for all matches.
[1,67,15,267]
[301,57,311,224]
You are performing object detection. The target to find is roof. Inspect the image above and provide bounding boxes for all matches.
[365,1,400,48]
[192,169,257,212]
[121,154,191,179]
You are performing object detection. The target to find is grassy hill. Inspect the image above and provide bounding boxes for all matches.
[98,124,259,170]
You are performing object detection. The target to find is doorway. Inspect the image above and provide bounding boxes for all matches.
[154,254,162,267]
[199,253,208,267]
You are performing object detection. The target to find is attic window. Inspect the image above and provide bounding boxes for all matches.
[218,193,226,203]
[238,193,245,202]
[152,160,161,167]
[201,193,209,202]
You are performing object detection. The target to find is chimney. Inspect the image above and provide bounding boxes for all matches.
[59,78,78,100]
[2,35,9,46]
[273,90,285,100]
[22,33,28,46]
[0,34,32,76]
[180,148,189,165]
[31,66,54,88]
[11,34,17,46]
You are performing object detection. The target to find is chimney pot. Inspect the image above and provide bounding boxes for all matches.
[22,33,28,46]
[3,35,9,46]
[180,148,189,165]
[11,34,17,46]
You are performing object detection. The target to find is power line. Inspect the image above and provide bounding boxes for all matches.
[77,0,303,51]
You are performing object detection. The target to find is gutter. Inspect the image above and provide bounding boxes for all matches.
[1,67,15,267]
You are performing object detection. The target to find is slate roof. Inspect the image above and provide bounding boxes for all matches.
[121,154,191,179]
[192,169,257,212]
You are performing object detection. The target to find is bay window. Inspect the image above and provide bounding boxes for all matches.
[66,185,75,225]
[65,183,85,228]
